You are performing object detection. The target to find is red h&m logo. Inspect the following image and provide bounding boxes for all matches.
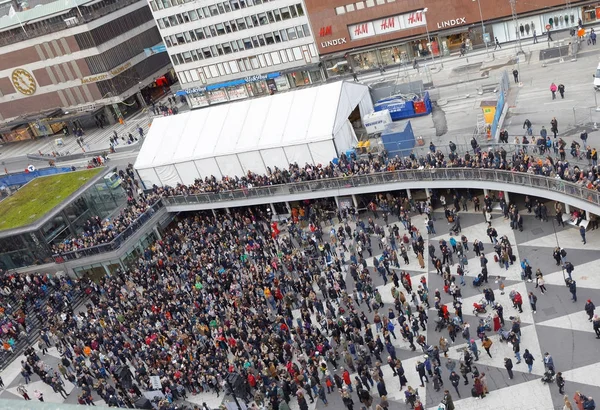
[354,23,369,36]
[380,17,395,30]
[407,11,423,25]
[319,26,332,37]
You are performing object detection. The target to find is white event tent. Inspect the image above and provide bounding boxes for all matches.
[134,81,374,188]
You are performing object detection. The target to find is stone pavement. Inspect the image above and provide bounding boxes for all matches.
[1,194,599,410]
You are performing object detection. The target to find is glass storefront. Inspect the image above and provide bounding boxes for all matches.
[582,4,600,22]
[0,175,127,270]
[350,50,379,71]
[226,85,249,101]
[379,45,411,66]
[207,89,228,104]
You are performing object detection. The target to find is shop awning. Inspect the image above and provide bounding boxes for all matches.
[437,26,469,36]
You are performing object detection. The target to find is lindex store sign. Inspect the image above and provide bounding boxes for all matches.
[321,38,347,48]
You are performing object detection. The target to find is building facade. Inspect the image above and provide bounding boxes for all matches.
[149,0,322,108]
[303,0,586,76]
[0,0,172,142]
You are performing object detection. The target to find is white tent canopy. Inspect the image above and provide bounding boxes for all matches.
[134,81,374,188]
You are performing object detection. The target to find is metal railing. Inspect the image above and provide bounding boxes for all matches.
[52,199,164,262]
[162,168,600,208]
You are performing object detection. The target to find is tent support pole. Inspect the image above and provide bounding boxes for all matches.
[260,152,268,173]
[236,154,245,175]
[193,161,202,180]
[154,168,162,187]
[283,150,291,167]
[174,167,184,185]
[307,143,316,165]
[215,160,225,180]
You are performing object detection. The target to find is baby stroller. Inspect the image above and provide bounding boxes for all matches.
[498,328,512,343]
[541,369,555,384]
[449,223,459,235]
[472,274,484,287]
[435,318,448,332]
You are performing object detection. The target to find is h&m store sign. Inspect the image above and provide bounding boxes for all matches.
[348,11,427,40]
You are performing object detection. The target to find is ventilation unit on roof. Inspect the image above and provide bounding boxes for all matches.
[64,16,78,27]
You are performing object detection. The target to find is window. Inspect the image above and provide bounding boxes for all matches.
[229,20,237,31]
[250,56,259,69]
[202,47,212,58]
[202,6,210,16]
[236,18,246,30]
[356,1,364,9]
[296,4,304,16]
[169,15,177,26]
[176,14,184,24]
[204,27,213,38]
[264,33,274,44]
[203,67,212,79]
[251,15,259,27]
[346,4,355,12]
[216,23,226,35]
[195,28,205,40]
[290,5,298,18]
[157,19,165,29]
[175,34,185,44]
[184,71,192,83]
[245,16,253,28]
[302,24,310,36]
[237,59,246,71]
[190,49,199,60]
[335,6,345,14]
[208,4,218,15]
[257,34,266,46]
[244,59,252,70]
[280,29,288,41]
[267,11,275,23]
[224,22,232,33]
[365,0,374,6]
[280,50,288,62]
[287,27,297,40]
[229,61,239,73]
[271,51,281,64]
[258,54,266,67]
[210,45,218,56]
[164,37,173,47]
[223,43,232,54]
[258,13,267,25]
[182,12,190,23]
[230,0,240,10]
[189,30,197,41]
[296,26,304,38]
[292,47,302,60]
[273,31,281,42]
[265,53,272,65]
[273,9,281,21]
[209,65,219,77]
[184,31,192,42]
[183,51,192,63]
[232,41,239,51]
[190,70,200,81]
[280,7,291,20]
[217,63,225,76]
[375,0,385,3]
[189,10,199,20]
[224,63,231,74]
[216,44,224,55]
[243,38,253,49]
[286,48,294,61]
[179,72,188,84]
[223,2,231,12]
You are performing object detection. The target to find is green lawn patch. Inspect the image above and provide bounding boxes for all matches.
[0,168,103,231]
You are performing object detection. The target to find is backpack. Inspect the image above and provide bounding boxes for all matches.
[560,249,567,258]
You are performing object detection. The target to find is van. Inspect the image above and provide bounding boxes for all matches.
[594,63,600,90]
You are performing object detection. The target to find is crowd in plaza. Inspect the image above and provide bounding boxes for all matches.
[2,179,599,410]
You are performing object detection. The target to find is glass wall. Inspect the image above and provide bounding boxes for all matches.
[0,233,52,270]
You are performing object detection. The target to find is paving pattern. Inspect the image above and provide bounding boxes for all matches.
[1,197,599,410]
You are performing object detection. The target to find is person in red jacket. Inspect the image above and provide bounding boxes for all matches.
[342,368,352,392]
[513,292,523,313]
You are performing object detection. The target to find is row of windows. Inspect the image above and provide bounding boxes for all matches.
[156,0,276,28]
[85,29,163,75]
[150,0,272,13]
[74,8,154,50]
[177,44,317,84]
[162,4,305,48]
[171,24,310,65]
[335,0,396,15]
[97,53,170,96]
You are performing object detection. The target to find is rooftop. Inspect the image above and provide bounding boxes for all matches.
[0,167,102,231]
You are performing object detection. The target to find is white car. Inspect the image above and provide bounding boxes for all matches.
[594,63,600,90]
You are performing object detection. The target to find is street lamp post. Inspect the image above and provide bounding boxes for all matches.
[473,0,489,55]
[422,8,437,70]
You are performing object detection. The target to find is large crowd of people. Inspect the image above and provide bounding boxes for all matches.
[1,171,598,410]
